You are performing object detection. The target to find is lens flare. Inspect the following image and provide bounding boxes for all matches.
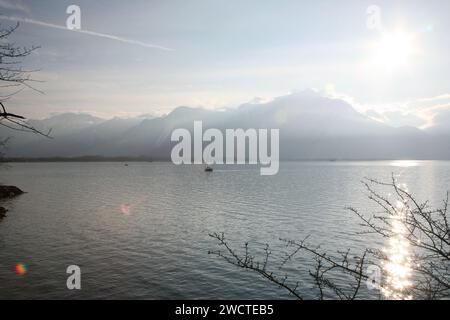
[15,263,28,277]
[120,203,131,216]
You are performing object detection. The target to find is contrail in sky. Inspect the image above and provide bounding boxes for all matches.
[0,15,174,51]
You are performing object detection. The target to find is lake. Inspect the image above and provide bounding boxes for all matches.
[1,161,450,299]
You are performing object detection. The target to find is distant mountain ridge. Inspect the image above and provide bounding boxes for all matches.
[1,90,449,160]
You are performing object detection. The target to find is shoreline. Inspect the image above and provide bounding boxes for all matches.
[2,157,450,163]
[0,185,24,219]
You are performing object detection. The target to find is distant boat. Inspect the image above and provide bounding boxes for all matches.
[204,164,213,172]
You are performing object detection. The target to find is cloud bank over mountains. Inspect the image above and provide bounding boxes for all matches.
[2,90,450,160]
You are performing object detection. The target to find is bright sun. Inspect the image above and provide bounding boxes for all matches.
[370,31,416,71]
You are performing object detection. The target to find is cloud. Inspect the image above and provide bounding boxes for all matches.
[380,111,427,128]
[404,95,450,129]
[0,0,30,13]
[331,88,450,130]
[366,101,446,130]
[423,106,450,134]
[418,94,450,103]
[0,15,173,51]
[361,106,424,128]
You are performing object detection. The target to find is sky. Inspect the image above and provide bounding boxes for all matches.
[0,0,450,129]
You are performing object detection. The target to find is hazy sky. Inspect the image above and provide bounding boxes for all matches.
[1,0,449,128]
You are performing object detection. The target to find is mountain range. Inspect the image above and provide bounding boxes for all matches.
[1,90,449,160]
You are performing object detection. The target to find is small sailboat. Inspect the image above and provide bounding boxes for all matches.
[204,162,213,172]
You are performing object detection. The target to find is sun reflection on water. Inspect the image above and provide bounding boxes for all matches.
[390,160,420,168]
[381,199,413,300]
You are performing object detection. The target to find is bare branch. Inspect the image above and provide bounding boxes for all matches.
[209,176,450,300]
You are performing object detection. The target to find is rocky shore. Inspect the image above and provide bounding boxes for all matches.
[0,185,24,219]
[0,206,6,218]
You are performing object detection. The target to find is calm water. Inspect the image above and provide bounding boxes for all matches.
[1,161,450,299]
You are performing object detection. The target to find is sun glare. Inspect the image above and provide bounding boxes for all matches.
[381,198,413,300]
[390,160,420,168]
[370,31,416,71]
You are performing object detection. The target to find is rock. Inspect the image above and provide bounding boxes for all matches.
[0,206,7,219]
[0,186,23,219]
[0,185,24,199]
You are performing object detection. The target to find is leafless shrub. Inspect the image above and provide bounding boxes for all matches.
[209,175,450,300]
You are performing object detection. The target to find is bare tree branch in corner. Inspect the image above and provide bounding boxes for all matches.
[349,175,450,299]
[0,22,51,138]
[209,175,450,300]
